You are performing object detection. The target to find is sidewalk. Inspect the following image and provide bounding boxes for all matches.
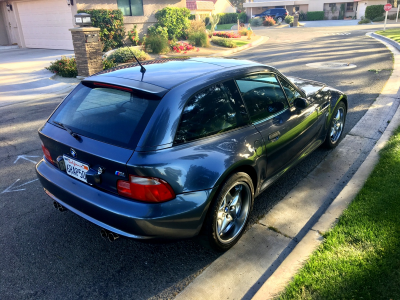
[0,48,77,107]
[174,32,400,300]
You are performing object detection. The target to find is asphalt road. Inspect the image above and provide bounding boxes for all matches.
[0,25,393,300]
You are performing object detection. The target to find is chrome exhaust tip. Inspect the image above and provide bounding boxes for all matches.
[107,232,119,242]
[53,201,67,212]
[100,228,108,239]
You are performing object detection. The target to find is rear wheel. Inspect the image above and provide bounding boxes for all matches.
[277,16,283,23]
[324,101,346,149]
[204,172,254,251]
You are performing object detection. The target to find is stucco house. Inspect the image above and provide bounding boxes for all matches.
[186,0,236,16]
[243,0,393,20]
[0,0,186,50]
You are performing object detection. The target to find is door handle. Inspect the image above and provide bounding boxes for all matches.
[268,131,280,141]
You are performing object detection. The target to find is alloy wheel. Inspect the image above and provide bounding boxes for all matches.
[330,107,345,143]
[216,182,251,244]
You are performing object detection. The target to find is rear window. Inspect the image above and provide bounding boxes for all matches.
[49,82,159,149]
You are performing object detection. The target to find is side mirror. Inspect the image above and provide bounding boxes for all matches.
[293,97,309,110]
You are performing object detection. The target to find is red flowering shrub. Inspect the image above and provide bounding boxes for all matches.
[46,56,77,78]
[171,42,195,53]
[263,16,276,26]
[212,31,241,38]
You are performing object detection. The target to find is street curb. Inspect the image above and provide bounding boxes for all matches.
[251,32,400,299]
[371,32,400,50]
[209,36,267,57]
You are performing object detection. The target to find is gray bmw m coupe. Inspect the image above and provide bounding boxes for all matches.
[36,58,347,251]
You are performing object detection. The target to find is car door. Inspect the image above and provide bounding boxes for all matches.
[235,73,320,178]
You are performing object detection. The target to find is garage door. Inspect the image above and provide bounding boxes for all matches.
[17,0,74,50]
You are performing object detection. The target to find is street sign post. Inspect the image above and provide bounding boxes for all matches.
[384,3,392,31]
[397,5,399,22]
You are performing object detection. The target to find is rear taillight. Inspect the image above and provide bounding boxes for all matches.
[117,175,175,203]
[285,12,288,15]
[41,142,53,164]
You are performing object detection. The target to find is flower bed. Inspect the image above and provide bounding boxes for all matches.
[213,31,241,38]
[171,41,198,53]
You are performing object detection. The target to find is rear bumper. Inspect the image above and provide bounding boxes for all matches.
[36,159,212,239]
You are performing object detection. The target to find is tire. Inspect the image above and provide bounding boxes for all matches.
[324,101,346,149]
[204,172,254,251]
[277,17,283,23]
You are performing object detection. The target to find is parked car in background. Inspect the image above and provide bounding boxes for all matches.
[253,8,289,22]
[36,58,347,251]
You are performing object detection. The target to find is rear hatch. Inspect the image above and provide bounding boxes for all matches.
[39,81,161,195]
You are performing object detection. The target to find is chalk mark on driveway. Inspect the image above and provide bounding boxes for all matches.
[1,179,38,194]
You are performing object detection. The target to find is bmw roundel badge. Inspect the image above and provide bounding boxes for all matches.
[70,148,77,158]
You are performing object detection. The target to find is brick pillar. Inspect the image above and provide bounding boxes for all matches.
[69,27,102,78]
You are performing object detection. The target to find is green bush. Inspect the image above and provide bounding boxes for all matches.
[218,13,239,24]
[147,25,168,40]
[338,3,345,20]
[238,12,247,23]
[145,35,169,54]
[127,25,139,45]
[46,56,77,78]
[211,37,236,48]
[77,9,125,52]
[250,17,263,27]
[107,47,149,64]
[188,31,209,47]
[373,15,385,22]
[103,58,117,70]
[285,15,294,24]
[155,7,191,39]
[358,17,372,24]
[365,5,385,20]
[307,11,324,21]
[299,10,307,21]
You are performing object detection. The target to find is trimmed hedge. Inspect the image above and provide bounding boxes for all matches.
[77,9,125,51]
[211,37,236,48]
[307,11,324,21]
[219,13,239,24]
[365,5,385,20]
[373,16,385,22]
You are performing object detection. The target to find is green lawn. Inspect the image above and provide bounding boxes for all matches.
[279,126,400,299]
[206,23,236,30]
[232,40,251,47]
[376,29,400,43]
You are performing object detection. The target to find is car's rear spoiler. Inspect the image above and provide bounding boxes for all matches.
[83,76,169,99]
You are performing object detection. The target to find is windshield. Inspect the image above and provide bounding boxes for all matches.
[49,82,159,149]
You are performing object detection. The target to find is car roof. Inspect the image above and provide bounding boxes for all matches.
[85,57,261,90]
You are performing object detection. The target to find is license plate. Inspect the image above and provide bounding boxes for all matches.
[63,155,89,183]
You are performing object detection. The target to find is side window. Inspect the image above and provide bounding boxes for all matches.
[279,77,302,106]
[174,81,249,144]
[117,0,144,16]
[236,73,288,124]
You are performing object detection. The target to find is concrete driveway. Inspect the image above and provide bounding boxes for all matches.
[0,48,76,107]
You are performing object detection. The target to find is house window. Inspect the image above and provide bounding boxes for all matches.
[117,0,144,16]
[329,3,336,8]
[295,6,300,12]
[346,3,354,11]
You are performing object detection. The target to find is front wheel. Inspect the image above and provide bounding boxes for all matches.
[324,101,346,149]
[204,172,254,251]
